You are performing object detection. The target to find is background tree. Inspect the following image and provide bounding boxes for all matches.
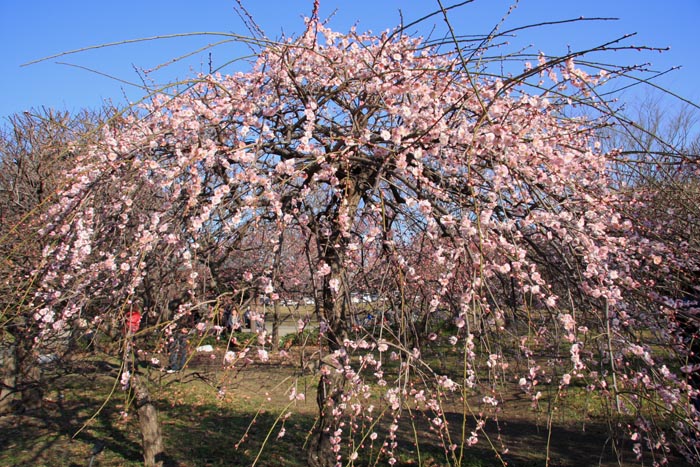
[0,107,109,413]
[604,96,700,438]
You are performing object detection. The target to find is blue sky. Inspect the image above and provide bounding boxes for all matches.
[1,1,698,120]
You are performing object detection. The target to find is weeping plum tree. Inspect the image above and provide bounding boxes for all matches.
[26,4,700,466]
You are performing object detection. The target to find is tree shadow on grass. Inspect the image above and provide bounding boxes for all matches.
[159,400,316,467]
[0,361,158,467]
[3,396,694,467]
[438,411,694,467]
[0,394,150,467]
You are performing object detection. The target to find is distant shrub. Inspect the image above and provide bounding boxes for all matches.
[279,327,319,349]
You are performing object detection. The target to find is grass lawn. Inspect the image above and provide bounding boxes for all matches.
[0,342,693,467]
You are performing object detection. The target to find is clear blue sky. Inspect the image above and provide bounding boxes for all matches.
[1,0,698,121]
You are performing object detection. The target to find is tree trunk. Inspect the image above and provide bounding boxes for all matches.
[308,279,349,467]
[17,337,42,412]
[271,230,284,349]
[307,355,346,467]
[132,374,165,467]
[272,300,280,348]
[0,341,17,414]
[307,180,362,466]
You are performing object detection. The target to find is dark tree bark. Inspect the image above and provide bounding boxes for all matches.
[0,341,17,414]
[132,374,165,467]
[271,300,280,348]
[307,181,363,466]
[17,335,42,411]
[307,355,347,467]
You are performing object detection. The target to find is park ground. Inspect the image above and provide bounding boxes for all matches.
[0,337,693,467]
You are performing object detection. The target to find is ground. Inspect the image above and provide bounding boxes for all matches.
[0,345,692,467]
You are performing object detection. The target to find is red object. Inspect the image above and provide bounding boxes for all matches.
[126,309,142,334]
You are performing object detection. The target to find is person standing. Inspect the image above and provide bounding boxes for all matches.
[125,302,142,336]
[228,306,241,332]
[167,328,189,372]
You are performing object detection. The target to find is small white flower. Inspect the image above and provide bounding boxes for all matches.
[120,370,131,390]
